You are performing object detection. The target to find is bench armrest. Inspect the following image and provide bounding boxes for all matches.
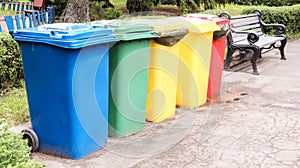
[261,22,286,35]
[252,9,286,35]
[231,30,259,44]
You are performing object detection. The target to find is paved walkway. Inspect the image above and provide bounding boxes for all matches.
[29,39,300,167]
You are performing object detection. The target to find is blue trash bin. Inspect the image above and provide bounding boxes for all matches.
[13,23,118,160]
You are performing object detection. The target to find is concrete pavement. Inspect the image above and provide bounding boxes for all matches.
[30,38,300,167]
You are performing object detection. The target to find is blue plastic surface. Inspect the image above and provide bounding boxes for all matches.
[15,23,117,159]
[14,23,118,48]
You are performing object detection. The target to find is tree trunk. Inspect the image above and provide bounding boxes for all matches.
[59,0,90,23]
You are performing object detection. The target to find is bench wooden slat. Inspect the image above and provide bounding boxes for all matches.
[231,13,258,19]
[15,15,21,29]
[21,14,27,28]
[1,2,5,10]
[234,35,285,48]
[1,1,34,12]
[232,34,247,43]
[41,10,45,25]
[231,17,260,27]
[27,12,32,28]
[21,2,25,11]
[249,28,264,35]
[4,15,14,32]
[233,23,262,32]
[37,11,41,26]
[32,11,37,27]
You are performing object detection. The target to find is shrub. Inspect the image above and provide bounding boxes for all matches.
[0,33,24,91]
[242,4,300,38]
[90,1,122,20]
[0,126,45,168]
[229,0,300,7]
[126,0,155,13]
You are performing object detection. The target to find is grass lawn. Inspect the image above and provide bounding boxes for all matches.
[203,4,268,16]
[110,0,127,8]
[0,84,29,127]
[0,10,17,16]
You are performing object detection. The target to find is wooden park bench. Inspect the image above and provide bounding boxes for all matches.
[224,10,287,75]
[3,10,48,35]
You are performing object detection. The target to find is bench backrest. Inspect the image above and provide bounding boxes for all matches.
[1,1,33,12]
[4,10,47,35]
[229,13,263,43]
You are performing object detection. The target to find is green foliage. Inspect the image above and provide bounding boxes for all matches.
[126,0,156,13]
[242,4,300,38]
[0,85,29,127]
[229,0,300,7]
[203,4,300,39]
[0,33,24,91]
[0,126,45,168]
[90,1,122,20]
[203,4,265,15]
[51,0,67,18]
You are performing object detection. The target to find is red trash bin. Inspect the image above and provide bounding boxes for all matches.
[187,14,230,101]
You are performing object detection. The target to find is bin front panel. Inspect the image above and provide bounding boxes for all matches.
[109,40,150,137]
[207,37,227,98]
[176,32,214,108]
[146,40,180,122]
[20,41,109,159]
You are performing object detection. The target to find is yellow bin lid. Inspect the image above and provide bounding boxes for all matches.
[168,17,220,33]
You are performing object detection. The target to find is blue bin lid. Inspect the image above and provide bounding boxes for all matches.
[13,23,118,49]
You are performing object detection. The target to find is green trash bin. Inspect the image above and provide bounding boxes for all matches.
[94,21,159,137]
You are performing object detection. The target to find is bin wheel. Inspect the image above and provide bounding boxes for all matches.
[21,129,39,152]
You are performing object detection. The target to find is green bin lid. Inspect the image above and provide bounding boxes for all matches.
[101,20,159,41]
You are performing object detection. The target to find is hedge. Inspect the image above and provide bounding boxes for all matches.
[242,4,300,38]
[0,33,24,91]
[229,0,300,7]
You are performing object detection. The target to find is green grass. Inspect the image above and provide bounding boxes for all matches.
[110,0,127,8]
[0,10,17,16]
[203,4,269,16]
[0,84,29,127]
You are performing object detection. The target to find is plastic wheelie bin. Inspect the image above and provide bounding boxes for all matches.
[99,21,158,137]
[187,14,230,101]
[142,19,188,122]
[13,23,118,159]
[130,18,188,122]
[175,17,220,108]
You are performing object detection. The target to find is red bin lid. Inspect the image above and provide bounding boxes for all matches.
[187,14,230,25]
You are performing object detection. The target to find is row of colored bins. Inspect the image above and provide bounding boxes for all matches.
[13,15,229,160]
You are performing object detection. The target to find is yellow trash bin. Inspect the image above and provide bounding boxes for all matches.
[147,28,188,122]
[175,17,220,109]
[131,18,188,122]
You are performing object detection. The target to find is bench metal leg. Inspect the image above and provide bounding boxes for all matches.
[250,47,261,75]
[224,47,235,71]
[279,38,287,60]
